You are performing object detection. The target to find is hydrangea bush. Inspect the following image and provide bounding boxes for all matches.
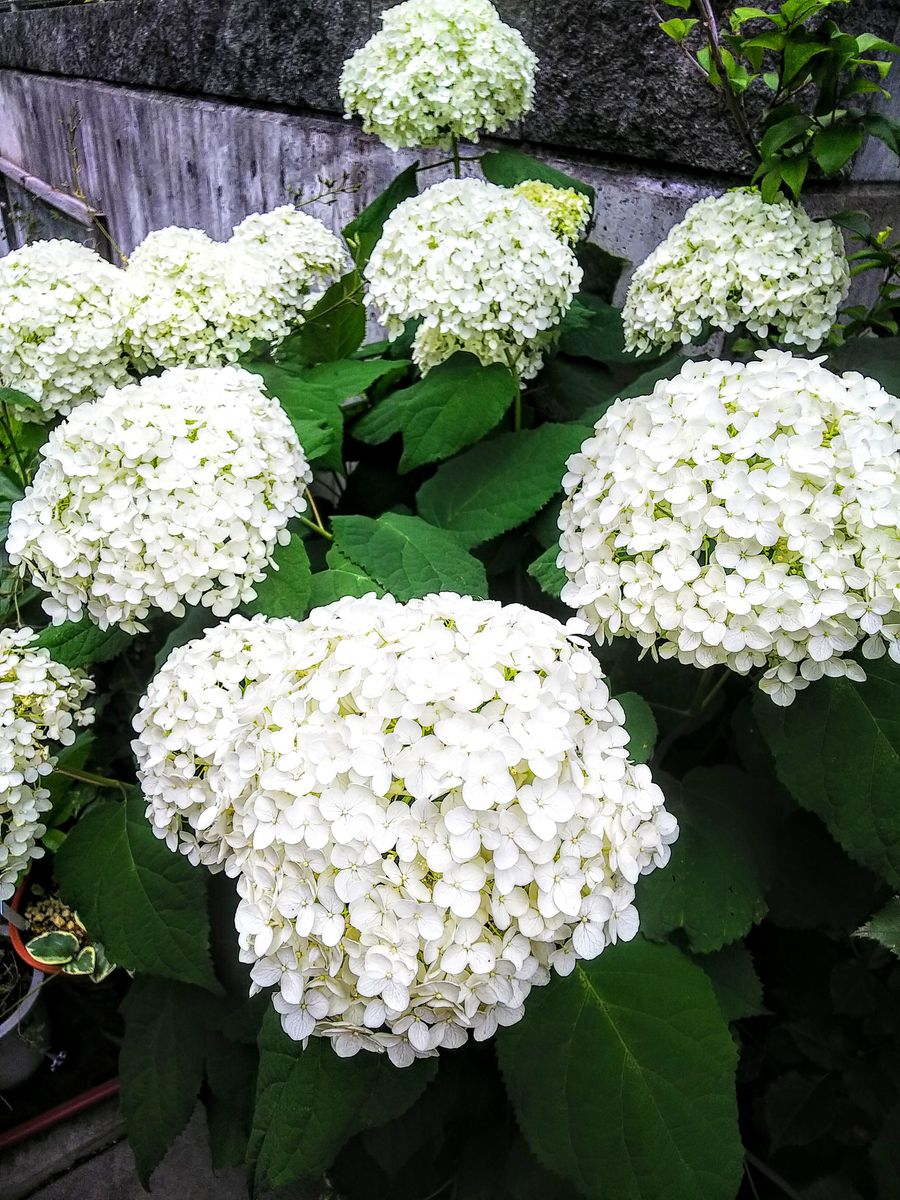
[1,2,898,1198]
[0,240,129,422]
[0,628,93,900]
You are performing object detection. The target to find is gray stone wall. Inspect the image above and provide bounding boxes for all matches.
[0,0,897,177]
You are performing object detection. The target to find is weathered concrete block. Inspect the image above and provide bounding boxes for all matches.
[0,0,896,177]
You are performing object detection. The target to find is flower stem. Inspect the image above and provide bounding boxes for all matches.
[451,136,461,179]
[301,491,334,542]
[513,391,523,432]
[55,766,130,792]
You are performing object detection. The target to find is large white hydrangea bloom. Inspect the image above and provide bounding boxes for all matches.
[0,240,129,423]
[134,595,676,1064]
[339,0,536,151]
[122,214,345,372]
[366,179,582,380]
[0,628,93,901]
[622,188,850,356]
[6,366,311,634]
[558,351,900,706]
[230,205,348,310]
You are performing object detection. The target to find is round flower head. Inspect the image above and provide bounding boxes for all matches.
[366,178,582,380]
[230,206,348,314]
[135,614,301,868]
[0,239,129,422]
[558,351,900,706]
[622,188,849,356]
[512,180,592,244]
[6,366,312,633]
[0,628,94,900]
[340,0,536,151]
[134,594,676,1065]
[122,217,344,372]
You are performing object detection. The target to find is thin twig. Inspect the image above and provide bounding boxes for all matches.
[694,0,761,162]
[744,1150,803,1200]
[54,766,130,794]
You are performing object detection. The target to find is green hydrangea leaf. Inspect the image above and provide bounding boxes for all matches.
[497,938,743,1200]
[248,1009,437,1188]
[245,530,311,619]
[754,657,900,888]
[617,691,658,764]
[396,354,518,472]
[528,544,565,600]
[120,977,211,1184]
[856,896,900,958]
[693,943,766,1023]
[417,424,590,548]
[332,513,487,600]
[55,790,219,992]
[638,767,775,952]
[343,164,419,267]
[35,619,131,670]
[481,149,595,203]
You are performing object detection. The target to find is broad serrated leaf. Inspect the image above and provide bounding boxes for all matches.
[309,558,384,610]
[277,271,366,366]
[576,242,628,304]
[0,385,43,413]
[344,164,419,266]
[55,791,219,991]
[754,658,900,888]
[638,767,775,952]
[812,123,864,175]
[856,896,900,957]
[332,513,487,600]
[617,691,657,764]
[558,295,651,364]
[35,619,130,670]
[245,530,311,619]
[497,939,743,1200]
[417,424,590,548]
[204,1033,258,1171]
[397,355,517,472]
[481,149,595,204]
[693,943,766,1023]
[120,977,210,1185]
[248,1009,437,1188]
[827,336,899,395]
[250,356,407,470]
[528,544,565,600]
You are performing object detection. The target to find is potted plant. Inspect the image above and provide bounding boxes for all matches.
[8,883,113,982]
[0,930,48,1091]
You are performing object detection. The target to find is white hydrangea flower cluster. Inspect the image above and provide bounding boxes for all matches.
[230,206,349,310]
[558,351,900,706]
[512,180,592,244]
[339,0,537,151]
[6,366,311,634]
[134,594,676,1064]
[122,214,346,372]
[0,240,130,423]
[366,179,582,381]
[0,628,94,901]
[622,188,850,356]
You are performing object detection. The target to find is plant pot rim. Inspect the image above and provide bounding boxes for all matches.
[9,881,63,975]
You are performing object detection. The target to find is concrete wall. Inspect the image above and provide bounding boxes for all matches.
[0,68,897,300]
[0,0,898,178]
[0,1,897,282]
